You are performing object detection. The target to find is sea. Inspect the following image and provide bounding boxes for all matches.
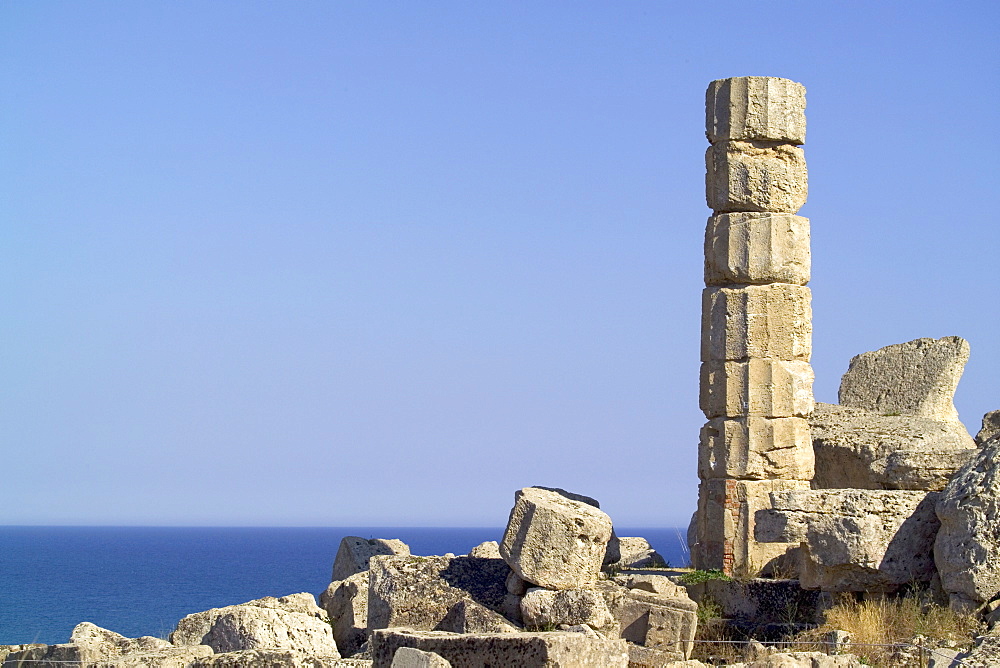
[0,526,689,645]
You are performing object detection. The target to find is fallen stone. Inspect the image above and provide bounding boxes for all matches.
[597,582,698,660]
[678,578,824,626]
[390,646,451,668]
[189,650,372,667]
[838,336,969,423]
[170,593,340,657]
[935,434,1000,610]
[952,629,1000,668]
[706,76,806,145]
[369,628,629,668]
[333,537,411,582]
[615,574,687,598]
[321,571,369,657]
[499,487,613,590]
[4,641,214,668]
[758,489,940,592]
[728,652,864,667]
[70,621,172,654]
[628,644,709,667]
[505,570,528,596]
[705,212,810,287]
[605,537,664,570]
[435,599,520,634]
[367,555,508,631]
[978,410,1000,445]
[699,416,814,482]
[810,402,976,491]
[701,285,812,362]
[706,140,808,214]
[520,587,615,631]
[467,541,500,559]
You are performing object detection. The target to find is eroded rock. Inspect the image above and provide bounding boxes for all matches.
[520,587,615,631]
[333,537,411,582]
[321,571,370,657]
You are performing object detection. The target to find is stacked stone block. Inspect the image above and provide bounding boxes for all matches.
[692,77,814,575]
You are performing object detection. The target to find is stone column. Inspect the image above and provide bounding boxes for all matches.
[691,77,814,575]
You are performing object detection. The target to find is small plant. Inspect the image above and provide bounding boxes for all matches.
[678,569,732,585]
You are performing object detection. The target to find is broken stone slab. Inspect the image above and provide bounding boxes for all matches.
[838,336,970,423]
[321,571,369,657]
[390,647,451,668]
[170,593,340,657]
[435,599,521,634]
[3,642,215,668]
[727,652,864,667]
[189,650,372,667]
[978,410,1000,445]
[691,478,809,575]
[596,582,698,660]
[333,537,411,582]
[699,416,814,481]
[705,213,810,287]
[810,402,976,491]
[706,76,806,145]
[757,488,940,592]
[935,434,1000,611]
[369,628,629,668]
[367,554,508,632]
[499,487,613,590]
[701,285,812,362]
[614,574,688,598]
[70,621,173,655]
[706,140,807,214]
[679,578,825,626]
[520,587,615,631]
[700,360,814,418]
[628,645,709,667]
[605,537,665,570]
[467,541,500,559]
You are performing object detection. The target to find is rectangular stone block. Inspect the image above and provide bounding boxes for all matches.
[706,76,806,145]
[701,284,812,362]
[704,212,810,286]
[706,140,807,214]
[700,360,814,418]
[698,416,814,481]
[691,478,808,575]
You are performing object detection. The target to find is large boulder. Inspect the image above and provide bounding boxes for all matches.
[935,434,1000,610]
[520,587,615,631]
[321,571,370,656]
[369,628,629,668]
[334,537,411,581]
[170,593,340,657]
[604,537,665,570]
[757,489,940,592]
[810,402,976,491]
[499,487,613,590]
[597,581,698,661]
[838,336,969,423]
[367,555,509,631]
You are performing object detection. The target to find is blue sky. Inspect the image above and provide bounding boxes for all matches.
[2,1,997,527]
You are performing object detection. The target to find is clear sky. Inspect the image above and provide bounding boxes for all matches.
[2,1,997,528]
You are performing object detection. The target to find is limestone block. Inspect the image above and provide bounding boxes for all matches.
[614,574,688,599]
[596,582,697,659]
[706,77,806,144]
[320,571,369,657]
[700,360,814,418]
[6,642,215,668]
[699,417,814,481]
[499,487,613,590]
[504,570,527,596]
[436,599,521,634]
[705,213,810,286]
[369,628,629,668]
[190,650,373,666]
[604,536,664,570]
[758,489,940,592]
[367,555,508,632]
[333,536,410,582]
[935,434,1000,609]
[520,587,615,631]
[977,409,1000,445]
[701,285,812,362]
[170,593,340,657]
[706,140,807,214]
[467,541,500,559]
[391,647,452,668]
[810,402,976,491]
[70,622,172,655]
[838,336,969,423]
[678,578,824,627]
[691,478,808,574]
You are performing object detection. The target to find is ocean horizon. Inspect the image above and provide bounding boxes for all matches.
[0,525,689,645]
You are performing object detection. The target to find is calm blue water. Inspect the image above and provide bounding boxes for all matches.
[0,526,688,645]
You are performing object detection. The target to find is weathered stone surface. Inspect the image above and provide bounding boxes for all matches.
[680,578,825,626]
[935,435,1000,610]
[190,650,371,667]
[605,537,664,569]
[706,140,807,214]
[367,555,508,632]
[692,478,809,574]
[4,639,214,668]
[978,410,1000,445]
[701,360,814,418]
[70,621,172,654]
[391,647,451,668]
[838,336,969,423]
[705,213,810,287]
[170,593,339,657]
[615,574,688,599]
[334,537,411,582]
[321,571,369,657]
[758,489,940,592]
[597,582,697,659]
[505,570,528,596]
[707,77,806,145]
[701,285,812,362]
[699,416,814,481]
[728,652,864,667]
[520,587,615,631]
[435,599,520,634]
[628,645,709,667]
[467,541,500,559]
[810,402,976,491]
[369,628,629,668]
[499,487,613,590]
[953,629,1000,668]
